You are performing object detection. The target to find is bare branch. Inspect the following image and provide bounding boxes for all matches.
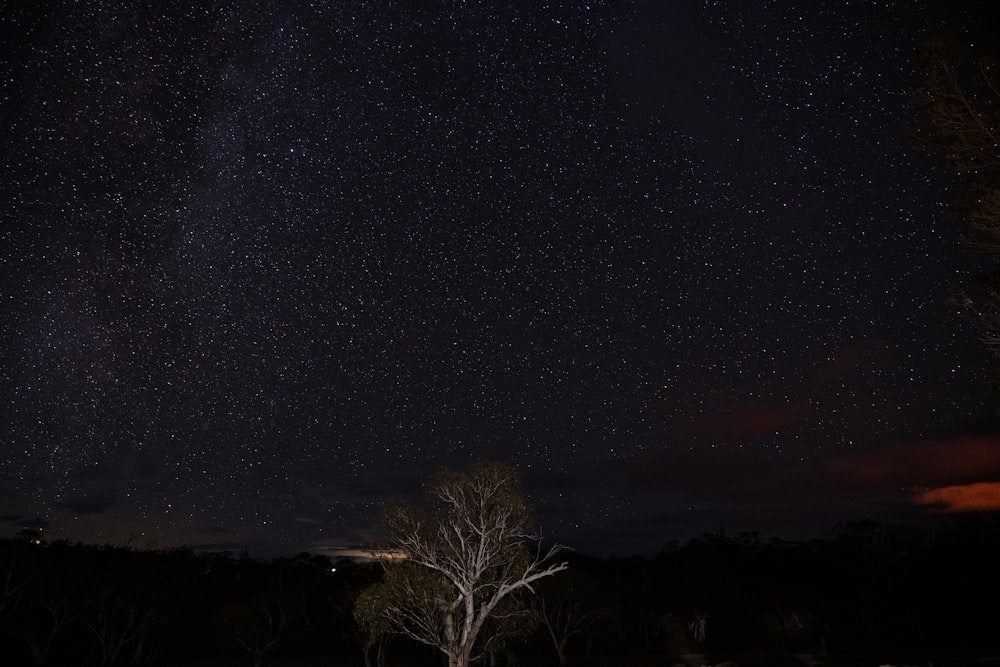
[356,462,569,667]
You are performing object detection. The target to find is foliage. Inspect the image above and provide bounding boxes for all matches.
[354,561,444,642]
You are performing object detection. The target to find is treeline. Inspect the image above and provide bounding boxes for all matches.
[1,518,998,666]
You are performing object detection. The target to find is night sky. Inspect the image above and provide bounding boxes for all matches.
[3,0,998,560]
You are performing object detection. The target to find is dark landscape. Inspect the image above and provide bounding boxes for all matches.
[2,517,999,667]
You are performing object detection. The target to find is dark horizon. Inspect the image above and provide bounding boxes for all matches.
[14,485,1000,563]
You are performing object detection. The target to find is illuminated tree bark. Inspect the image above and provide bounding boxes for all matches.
[355,462,568,667]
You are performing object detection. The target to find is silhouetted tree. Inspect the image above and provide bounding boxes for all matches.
[912,10,1000,366]
[20,572,71,664]
[78,586,164,665]
[0,540,40,623]
[219,591,295,667]
[330,559,395,667]
[532,568,609,666]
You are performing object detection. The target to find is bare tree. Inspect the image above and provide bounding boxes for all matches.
[913,28,1000,175]
[0,542,40,622]
[219,592,294,667]
[532,569,609,666]
[685,610,711,646]
[912,25,1000,358]
[78,587,163,665]
[355,462,568,667]
[22,581,71,664]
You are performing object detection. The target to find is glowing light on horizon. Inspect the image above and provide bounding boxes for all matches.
[912,482,1000,511]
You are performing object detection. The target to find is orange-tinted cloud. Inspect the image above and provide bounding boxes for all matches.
[913,482,1000,512]
[621,443,776,491]
[829,436,1000,489]
[690,402,810,439]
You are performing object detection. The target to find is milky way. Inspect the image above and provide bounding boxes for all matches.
[1,0,991,557]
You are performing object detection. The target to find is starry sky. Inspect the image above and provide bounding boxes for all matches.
[3,0,998,559]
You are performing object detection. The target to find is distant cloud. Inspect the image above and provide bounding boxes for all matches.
[305,541,404,562]
[621,442,777,491]
[73,448,163,481]
[187,541,251,554]
[689,402,810,439]
[830,436,1000,489]
[300,466,423,507]
[807,339,882,385]
[56,494,115,514]
[0,514,49,529]
[913,482,1000,512]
